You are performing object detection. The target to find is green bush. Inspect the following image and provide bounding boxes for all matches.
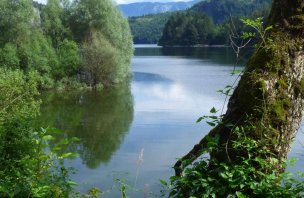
[0,68,76,197]
[55,39,81,79]
[167,119,304,198]
[0,43,20,69]
[81,30,118,87]
[70,0,133,84]
[55,77,89,91]
[17,31,58,75]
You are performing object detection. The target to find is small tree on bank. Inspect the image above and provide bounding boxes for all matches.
[81,30,117,88]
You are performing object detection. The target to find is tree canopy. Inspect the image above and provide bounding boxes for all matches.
[129,12,173,44]
[158,0,272,46]
[159,11,214,46]
[0,0,133,89]
[191,0,273,24]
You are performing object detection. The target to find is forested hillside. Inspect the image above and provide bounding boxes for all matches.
[129,12,173,44]
[159,0,272,46]
[158,11,214,46]
[191,0,272,23]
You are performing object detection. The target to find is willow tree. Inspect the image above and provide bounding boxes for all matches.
[174,0,304,190]
[69,0,133,86]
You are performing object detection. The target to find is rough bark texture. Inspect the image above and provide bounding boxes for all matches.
[175,0,304,176]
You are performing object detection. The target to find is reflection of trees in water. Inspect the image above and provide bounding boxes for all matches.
[134,47,253,65]
[38,83,134,169]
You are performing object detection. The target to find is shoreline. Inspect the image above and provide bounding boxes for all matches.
[133,44,230,48]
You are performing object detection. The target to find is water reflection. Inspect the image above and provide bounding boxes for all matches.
[133,72,173,83]
[39,83,134,169]
[35,46,304,197]
[134,46,253,65]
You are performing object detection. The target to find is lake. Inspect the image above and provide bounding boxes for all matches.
[39,45,304,197]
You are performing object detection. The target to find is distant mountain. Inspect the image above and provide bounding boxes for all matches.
[118,0,200,17]
[129,0,272,45]
[191,0,272,24]
[158,0,273,46]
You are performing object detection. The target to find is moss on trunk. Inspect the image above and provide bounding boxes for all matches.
[175,0,304,176]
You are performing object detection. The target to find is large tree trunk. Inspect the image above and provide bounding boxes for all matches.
[175,0,304,176]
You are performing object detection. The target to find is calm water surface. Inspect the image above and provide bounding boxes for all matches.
[39,45,304,197]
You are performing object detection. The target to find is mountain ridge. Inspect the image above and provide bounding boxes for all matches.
[119,0,200,17]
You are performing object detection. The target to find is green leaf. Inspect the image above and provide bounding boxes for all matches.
[210,107,217,113]
[58,139,69,145]
[196,117,204,123]
[160,179,167,186]
[206,121,216,127]
[42,135,54,141]
[68,181,78,186]
[265,25,273,31]
[236,191,246,198]
[220,172,228,179]
[59,152,76,159]
[51,146,61,152]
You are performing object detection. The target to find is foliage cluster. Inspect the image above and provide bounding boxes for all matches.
[158,11,214,46]
[0,68,76,197]
[0,0,133,196]
[0,0,133,89]
[158,0,272,46]
[191,0,272,24]
[167,118,304,197]
[129,0,271,45]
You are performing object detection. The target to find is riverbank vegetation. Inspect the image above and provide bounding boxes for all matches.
[0,0,132,197]
[0,69,76,197]
[0,0,133,90]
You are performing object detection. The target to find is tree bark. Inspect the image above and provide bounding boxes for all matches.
[175,0,304,176]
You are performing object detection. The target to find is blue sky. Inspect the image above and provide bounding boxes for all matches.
[36,0,193,5]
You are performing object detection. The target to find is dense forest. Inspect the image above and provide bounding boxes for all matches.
[129,12,173,44]
[0,0,132,197]
[158,11,214,46]
[129,0,272,45]
[159,0,272,46]
[191,0,272,24]
[0,0,133,90]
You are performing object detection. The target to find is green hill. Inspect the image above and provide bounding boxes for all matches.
[129,12,173,44]
[191,0,272,24]
[158,0,272,46]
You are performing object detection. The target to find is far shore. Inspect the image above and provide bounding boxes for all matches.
[133,44,230,48]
